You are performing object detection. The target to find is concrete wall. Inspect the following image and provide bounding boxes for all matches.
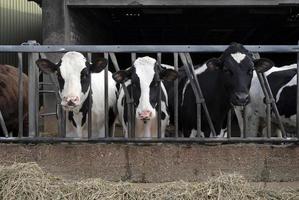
[1,143,298,182]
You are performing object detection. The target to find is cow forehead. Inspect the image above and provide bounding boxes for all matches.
[134,57,156,85]
[230,52,246,64]
[60,52,87,79]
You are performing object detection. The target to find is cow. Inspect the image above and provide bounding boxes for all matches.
[0,64,28,137]
[173,43,274,137]
[234,63,297,137]
[112,56,178,138]
[36,52,117,138]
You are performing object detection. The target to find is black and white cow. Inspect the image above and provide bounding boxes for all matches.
[36,52,117,138]
[112,56,177,138]
[235,64,297,137]
[174,43,274,137]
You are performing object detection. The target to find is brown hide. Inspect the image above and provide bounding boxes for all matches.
[0,65,29,136]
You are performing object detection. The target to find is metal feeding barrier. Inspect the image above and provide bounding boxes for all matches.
[0,41,299,144]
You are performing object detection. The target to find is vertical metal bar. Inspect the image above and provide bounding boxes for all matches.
[266,98,271,138]
[34,53,39,137]
[87,53,92,139]
[157,53,162,138]
[28,52,37,137]
[243,105,247,138]
[17,53,23,137]
[130,53,136,138]
[40,53,65,138]
[184,53,216,137]
[262,73,286,138]
[104,53,109,138]
[227,109,232,138]
[0,111,8,137]
[109,53,132,138]
[173,53,179,138]
[257,73,271,138]
[296,40,299,138]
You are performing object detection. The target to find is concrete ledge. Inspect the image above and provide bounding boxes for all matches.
[0,143,298,182]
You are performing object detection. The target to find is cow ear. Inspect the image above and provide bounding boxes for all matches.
[113,67,133,83]
[206,58,222,71]
[160,68,178,81]
[90,58,108,73]
[254,58,274,73]
[36,59,58,74]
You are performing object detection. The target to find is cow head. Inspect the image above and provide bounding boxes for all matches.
[206,43,274,106]
[36,52,107,111]
[113,56,177,121]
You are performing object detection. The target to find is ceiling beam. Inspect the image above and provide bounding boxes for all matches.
[66,0,299,7]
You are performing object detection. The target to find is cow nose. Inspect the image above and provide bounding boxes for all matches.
[234,92,249,104]
[64,96,80,106]
[138,110,152,120]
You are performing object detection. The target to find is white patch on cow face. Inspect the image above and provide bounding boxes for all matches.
[59,52,89,111]
[134,56,157,119]
[231,52,246,64]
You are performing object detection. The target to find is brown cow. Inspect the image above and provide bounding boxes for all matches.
[0,64,28,136]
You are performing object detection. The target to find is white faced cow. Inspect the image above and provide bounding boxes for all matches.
[171,43,274,137]
[36,52,117,138]
[112,56,178,138]
[235,63,297,137]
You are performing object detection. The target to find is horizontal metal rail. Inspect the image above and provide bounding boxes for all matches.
[0,45,299,53]
[0,44,299,144]
[0,137,297,144]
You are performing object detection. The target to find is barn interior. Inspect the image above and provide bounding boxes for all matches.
[65,6,299,136]
[69,6,299,67]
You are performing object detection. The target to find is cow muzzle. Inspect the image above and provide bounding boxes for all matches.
[231,92,250,106]
[61,96,80,110]
[138,110,152,121]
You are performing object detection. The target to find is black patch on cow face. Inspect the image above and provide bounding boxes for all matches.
[130,72,141,107]
[80,66,91,95]
[56,68,65,92]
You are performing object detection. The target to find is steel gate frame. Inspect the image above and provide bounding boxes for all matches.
[0,42,299,144]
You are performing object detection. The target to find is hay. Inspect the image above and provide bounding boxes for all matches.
[0,163,298,200]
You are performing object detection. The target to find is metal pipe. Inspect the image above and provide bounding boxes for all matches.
[28,52,37,137]
[185,53,203,137]
[0,45,298,53]
[0,111,8,137]
[297,40,299,138]
[87,53,92,139]
[157,53,162,138]
[34,52,40,137]
[109,53,133,138]
[17,53,23,137]
[130,53,136,138]
[0,137,297,144]
[243,106,248,138]
[104,53,109,138]
[184,53,216,137]
[227,109,232,138]
[257,73,271,138]
[173,53,179,138]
